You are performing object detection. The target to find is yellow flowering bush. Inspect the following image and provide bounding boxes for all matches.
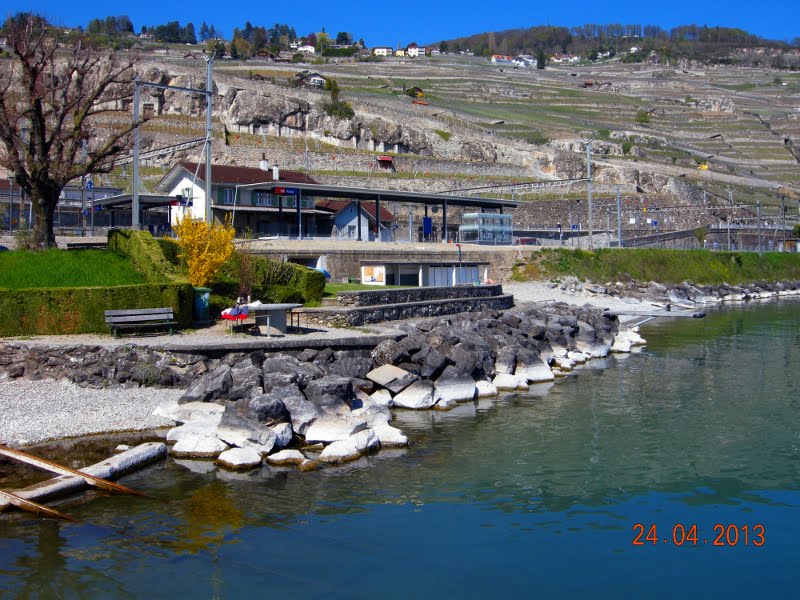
[173,216,236,287]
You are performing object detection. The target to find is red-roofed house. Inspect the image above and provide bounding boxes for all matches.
[316,199,394,241]
[155,161,322,236]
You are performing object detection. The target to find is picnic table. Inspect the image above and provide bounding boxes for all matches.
[248,303,302,336]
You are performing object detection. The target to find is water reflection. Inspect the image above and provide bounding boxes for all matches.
[1,299,799,596]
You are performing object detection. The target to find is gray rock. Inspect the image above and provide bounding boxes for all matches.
[216,412,277,454]
[434,372,477,403]
[350,429,380,454]
[216,447,262,470]
[495,346,517,374]
[318,438,362,464]
[227,365,263,401]
[367,364,419,393]
[170,434,229,458]
[420,348,448,379]
[271,423,294,449]
[242,393,290,425]
[304,417,367,444]
[262,355,324,390]
[178,364,233,404]
[371,339,410,366]
[303,375,354,412]
[370,389,393,407]
[266,449,306,466]
[330,357,374,379]
[373,422,409,446]
[351,403,392,428]
[393,380,437,410]
[281,393,322,436]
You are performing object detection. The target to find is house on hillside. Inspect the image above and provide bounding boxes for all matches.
[298,44,316,54]
[407,44,426,57]
[395,48,406,57]
[295,71,327,89]
[316,199,395,242]
[372,46,393,56]
[155,161,320,237]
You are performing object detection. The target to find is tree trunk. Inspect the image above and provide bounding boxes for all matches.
[29,183,61,249]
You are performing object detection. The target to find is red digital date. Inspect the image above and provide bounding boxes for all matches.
[632,523,765,546]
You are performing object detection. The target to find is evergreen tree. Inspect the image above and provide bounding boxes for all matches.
[199,22,209,41]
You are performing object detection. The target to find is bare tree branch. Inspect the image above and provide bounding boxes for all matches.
[0,13,142,247]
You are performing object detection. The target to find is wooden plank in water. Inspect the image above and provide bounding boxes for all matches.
[0,445,145,497]
[0,488,76,521]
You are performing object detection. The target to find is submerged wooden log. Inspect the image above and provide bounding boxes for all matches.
[0,442,166,512]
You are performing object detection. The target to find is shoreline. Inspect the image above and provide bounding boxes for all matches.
[1,280,797,454]
[0,281,648,446]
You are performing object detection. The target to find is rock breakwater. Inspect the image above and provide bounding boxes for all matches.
[0,303,646,471]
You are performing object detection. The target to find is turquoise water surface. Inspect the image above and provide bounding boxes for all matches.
[1,299,799,598]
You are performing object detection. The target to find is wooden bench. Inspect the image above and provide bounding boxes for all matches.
[104,308,177,338]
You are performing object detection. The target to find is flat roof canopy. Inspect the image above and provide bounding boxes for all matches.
[232,181,517,211]
[92,193,175,209]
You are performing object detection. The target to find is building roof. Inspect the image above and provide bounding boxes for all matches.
[156,162,318,192]
[316,199,394,222]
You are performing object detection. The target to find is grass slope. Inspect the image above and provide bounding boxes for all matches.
[0,249,146,290]
[516,248,800,286]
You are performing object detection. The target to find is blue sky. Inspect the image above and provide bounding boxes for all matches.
[4,0,798,45]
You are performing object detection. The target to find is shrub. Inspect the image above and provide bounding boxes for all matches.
[322,99,355,119]
[108,229,180,282]
[433,129,451,141]
[173,217,236,287]
[622,140,633,155]
[0,283,193,336]
[635,110,651,125]
[217,253,326,304]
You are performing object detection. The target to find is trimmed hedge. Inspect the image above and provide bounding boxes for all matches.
[0,283,193,336]
[108,229,183,283]
[219,253,325,303]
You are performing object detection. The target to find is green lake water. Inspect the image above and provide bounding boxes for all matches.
[1,299,799,598]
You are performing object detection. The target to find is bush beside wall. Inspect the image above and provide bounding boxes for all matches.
[0,283,193,336]
[108,230,183,283]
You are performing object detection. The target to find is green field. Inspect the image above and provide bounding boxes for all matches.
[0,249,146,290]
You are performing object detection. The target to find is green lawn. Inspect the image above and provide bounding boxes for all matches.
[515,248,800,286]
[0,249,146,289]
[323,282,411,297]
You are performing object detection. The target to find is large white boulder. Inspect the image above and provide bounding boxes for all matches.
[492,373,526,391]
[611,328,647,353]
[475,380,498,397]
[350,429,380,453]
[518,359,555,383]
[304,417,367,444]
[266,449,306,466]
[318,438,362,464]
[155,400,224,426]
[372,423,409,447]
[166,421,218,443]
[434,375,477,403]
[370,389,394,407]
[216,447,262,470]
[170,434,229,458]
[392,381,438,410]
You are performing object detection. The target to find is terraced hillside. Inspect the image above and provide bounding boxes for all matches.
[79,50,799,240]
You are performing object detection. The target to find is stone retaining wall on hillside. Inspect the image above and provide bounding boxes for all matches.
[336,284,504,307]
[297,294,515,328]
